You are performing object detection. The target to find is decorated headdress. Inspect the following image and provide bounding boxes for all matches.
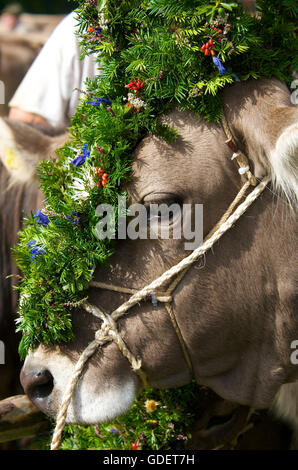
[13,0,297,450]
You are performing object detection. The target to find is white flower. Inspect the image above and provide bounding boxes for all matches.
[15,293,30,325]
[98,12,108,30]
[19,293,29,308]
[127,92,147,110]
[70,166,96,202]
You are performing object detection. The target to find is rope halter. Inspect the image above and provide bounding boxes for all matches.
[50,117,271,450]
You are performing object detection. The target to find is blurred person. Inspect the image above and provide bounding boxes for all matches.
[8,11,98,129]
[0,2,31,33]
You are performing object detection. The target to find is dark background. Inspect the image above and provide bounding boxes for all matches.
[0,0,76,14]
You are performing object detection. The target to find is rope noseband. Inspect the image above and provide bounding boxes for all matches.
[50,118,270,450]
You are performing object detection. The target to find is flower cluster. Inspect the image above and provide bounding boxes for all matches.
[124,77,147,112]
[94,167,108,187]
[125,92,147,112]
[88,25,103,39]
[201,21,234,74]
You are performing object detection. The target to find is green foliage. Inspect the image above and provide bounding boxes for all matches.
[34,383,200,450]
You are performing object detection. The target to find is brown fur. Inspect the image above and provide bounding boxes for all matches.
[0,119,68,399]
[223,79,298,183]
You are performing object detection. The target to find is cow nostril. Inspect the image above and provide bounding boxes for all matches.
[21,368,54,401]
[31,371,54,400]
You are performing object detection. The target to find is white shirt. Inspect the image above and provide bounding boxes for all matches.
[9,12,99,128]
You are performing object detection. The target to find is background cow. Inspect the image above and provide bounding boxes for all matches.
[0,117,68,402]
[0,11,66,399]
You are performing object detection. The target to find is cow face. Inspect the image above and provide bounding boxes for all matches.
[20,79,298,426]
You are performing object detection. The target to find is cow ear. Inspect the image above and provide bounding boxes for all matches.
[222,78,298,206]
[0,117,63,183]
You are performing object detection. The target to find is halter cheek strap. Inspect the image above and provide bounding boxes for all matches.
[221,114,257,187]
[50,118,270,450]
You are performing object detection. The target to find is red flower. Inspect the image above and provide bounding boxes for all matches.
[95,168,108,187]
[125,78,144,91]
[201,39,215,56]
[102,173,108,187]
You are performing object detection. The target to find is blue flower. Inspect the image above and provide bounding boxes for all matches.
[33,209,50,227]
[86,97,112,107]
[66,211,81,225]
[109,428,120,434]
[71,154,86,167]
[71,144,90,167]
[82,143,90,158]
[212,55,227,75]
[27,240,46,260]
[95,26,102,37]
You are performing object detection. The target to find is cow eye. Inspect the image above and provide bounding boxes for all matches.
[143,194,182,224]
[143,193,182,207]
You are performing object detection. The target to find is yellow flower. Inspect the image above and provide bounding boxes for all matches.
[145,399,158,413]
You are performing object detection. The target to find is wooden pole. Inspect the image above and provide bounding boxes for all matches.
[0,395,50,443]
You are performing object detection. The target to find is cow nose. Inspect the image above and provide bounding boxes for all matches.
[20,368,54,402]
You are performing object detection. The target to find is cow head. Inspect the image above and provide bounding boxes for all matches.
[20,79,298,425]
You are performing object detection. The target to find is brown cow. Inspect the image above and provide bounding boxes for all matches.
[17,79,298,447]
[0,118,68,400]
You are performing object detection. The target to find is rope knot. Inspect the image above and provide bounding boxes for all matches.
[95,328,111,342]
[231,151,257,186]
[131,357,142,371]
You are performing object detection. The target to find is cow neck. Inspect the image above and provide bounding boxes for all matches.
[50,117,271,450]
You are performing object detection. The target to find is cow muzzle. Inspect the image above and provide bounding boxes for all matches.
[20,366,54,408]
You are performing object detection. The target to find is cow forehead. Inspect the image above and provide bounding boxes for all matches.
[127,111,224,200]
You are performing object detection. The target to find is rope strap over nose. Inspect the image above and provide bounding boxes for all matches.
[84,302,148,387]
[89,281,173,303]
